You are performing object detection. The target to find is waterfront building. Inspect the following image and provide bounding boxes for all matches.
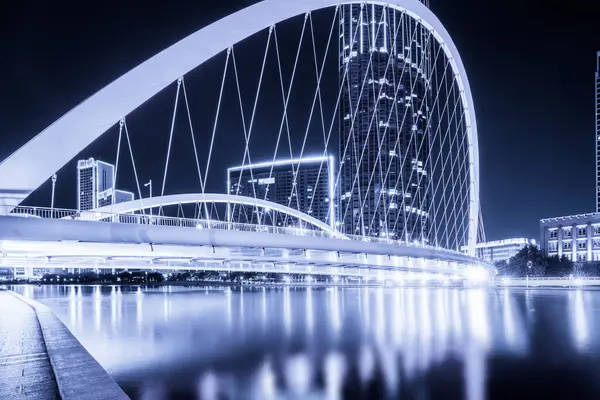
[540,213,600,262]
[338,1,432,242]
[227,156,336,228]
[77,158,134,211]
[461,238,537,264]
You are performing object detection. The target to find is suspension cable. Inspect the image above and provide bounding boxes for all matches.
[122,118,145,216]
[230,28,272,225]
[111,120,124,216]
[159,78,182,216]
[181,76,211,220]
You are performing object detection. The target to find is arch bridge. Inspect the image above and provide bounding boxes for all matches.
[0,0,491,281]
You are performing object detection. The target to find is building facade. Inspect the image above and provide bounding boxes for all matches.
[540,213,600,262]
[77,158,134,211]
[596,51,600,211]
[338,2,432,242]
[98,189,135,208]
[461,238,537,264]
[227,156,336,228]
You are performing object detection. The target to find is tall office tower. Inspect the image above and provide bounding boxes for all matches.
[596,51,600,211]
[339,2,432,242]
[227,156,336,228]
[77,158,134,211]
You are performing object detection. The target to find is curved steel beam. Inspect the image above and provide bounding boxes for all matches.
[82,192,346,238]
[0,0,479,255]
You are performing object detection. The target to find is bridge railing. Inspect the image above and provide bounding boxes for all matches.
[498,276,599,281]
[0,205,343,239]
[0,205,474,259]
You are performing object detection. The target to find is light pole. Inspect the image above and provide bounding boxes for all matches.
[51,174,57,217]
[144,180,152,217]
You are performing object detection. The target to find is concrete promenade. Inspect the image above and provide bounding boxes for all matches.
[0,290,59,399]
[0,289,129,400]
[496,277,600,288]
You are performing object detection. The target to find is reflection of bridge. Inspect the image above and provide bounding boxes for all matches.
[0,0,492,282]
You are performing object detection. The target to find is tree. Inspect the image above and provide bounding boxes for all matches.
[147,272,164,283]
[499,245,575,278]
[545,255,573,277]
[79,271,98,283]
[501,245,545,277]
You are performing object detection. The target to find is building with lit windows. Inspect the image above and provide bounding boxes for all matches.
[461,238,537,264]
[77,158,134,211]
[338,1,432,241]
[540,213,600,262]
[541,54,600,262]
[596,51,600,211]
[227,156,336,228]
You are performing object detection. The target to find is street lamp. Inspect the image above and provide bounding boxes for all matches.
[50,174,57,217]
[144,180,152,217]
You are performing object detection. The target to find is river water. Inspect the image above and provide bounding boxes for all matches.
[11,285,600,399]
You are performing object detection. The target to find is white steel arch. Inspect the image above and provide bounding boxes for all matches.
[82,193,346,238]
[0,0,479,255]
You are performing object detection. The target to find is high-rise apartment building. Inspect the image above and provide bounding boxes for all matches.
[596,51,600,211]
[339,2,431,242]
[77,158,134,211]
[227,156,336,228]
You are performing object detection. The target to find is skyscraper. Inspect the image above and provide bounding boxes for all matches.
[227,156,336,228]
[338,2,431,242]
[596,51,600,211]
[77,158,134,211]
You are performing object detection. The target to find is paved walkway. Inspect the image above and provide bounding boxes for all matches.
[0,290,59,399]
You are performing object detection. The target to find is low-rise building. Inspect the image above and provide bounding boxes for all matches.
[461,238,537,263]
[540,213,600,262]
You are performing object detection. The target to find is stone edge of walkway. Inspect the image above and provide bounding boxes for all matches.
[8,290,130,400]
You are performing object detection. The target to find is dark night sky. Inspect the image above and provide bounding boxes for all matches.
[0,0,598,241]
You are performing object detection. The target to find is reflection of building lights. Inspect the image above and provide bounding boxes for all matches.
[284,354,312,396]
[198,372,219,400]
[255,360,276,399]
[325,352,346,399]
[571,290,588,351]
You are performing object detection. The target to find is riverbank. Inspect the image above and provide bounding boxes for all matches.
[0,289,129,400]
[4,280,468,289]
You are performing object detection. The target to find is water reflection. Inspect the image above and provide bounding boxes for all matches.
[13,285,600,399]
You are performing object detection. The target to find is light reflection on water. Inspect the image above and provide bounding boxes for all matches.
[13,285,600,399]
